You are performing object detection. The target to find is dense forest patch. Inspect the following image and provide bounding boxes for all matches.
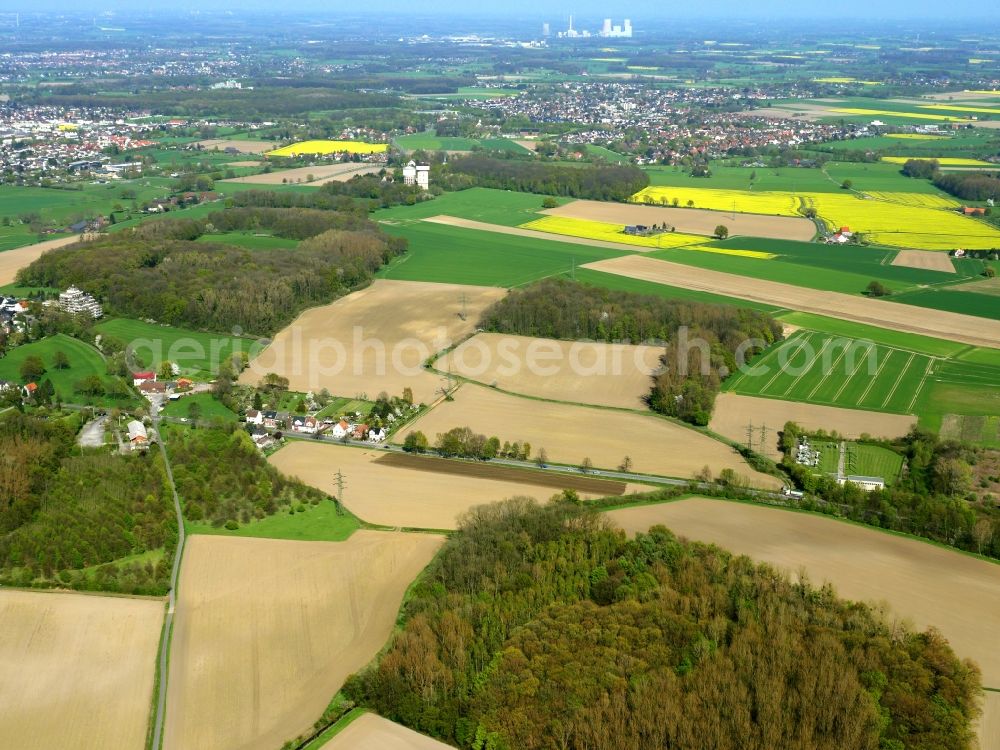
[17,212,407,335]
[479,278,782,424]
[344,498,981,750]
[437,154,649,201]
[0,413,175,594]
[166,425,333,527]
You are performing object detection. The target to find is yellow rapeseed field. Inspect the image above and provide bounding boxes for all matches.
[862,192,960,209]
[267,140,388,157]
[681,245,778,260]
[885,133,949,140]
[813,77,880,85]
[630,186,802,216]
[832,108,972,122]
[520,215,704,249]
[919,103,1000,115]
[627,186,1000,250]
[805,192,1000,250]
[881,156,993,166]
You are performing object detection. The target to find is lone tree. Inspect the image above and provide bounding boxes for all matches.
[841,179,853,190]
[865,280,891,297]
[20,355,46,382]
[714,225,729,240]
[536,447,548,468]
[52,350,70,370]
[541,196,559,209]
[403,431,429,453]
[580,456,593,473]
[618,455,633,472]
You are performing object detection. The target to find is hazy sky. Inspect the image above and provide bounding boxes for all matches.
[4,0,989,18]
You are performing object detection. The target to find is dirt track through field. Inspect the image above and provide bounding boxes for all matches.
[891,249,956,273]
[606,497,1000,750]
[0,234,81,285]
[0,590,163,750]
[544,199,817,241]
[395,384,782,489]
[435,333,663,409]
[163,532,442,750]
[320,713,452,749]
[270,442,637,529]
[422,215,662,252]
[221,162,381,185]
[583,254,1000,348]
[240,279,505,404]
[710,393,916,458]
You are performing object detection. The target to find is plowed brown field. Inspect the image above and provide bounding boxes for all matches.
[163,532,442,750]
[240,279,505,404]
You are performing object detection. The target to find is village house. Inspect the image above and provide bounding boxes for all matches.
[138,381,167,398]
[367,426,387,444]
[352,423,369,440]
[127,420,148,451]
[245,409,264,426]
[330,419,351,439]
[132,371,156,387]
[290,415,319,434]
[22,382,37,399]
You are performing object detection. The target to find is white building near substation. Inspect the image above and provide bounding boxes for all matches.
[402,160,430,190]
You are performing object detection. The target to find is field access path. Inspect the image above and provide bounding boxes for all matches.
[150,414,187,750]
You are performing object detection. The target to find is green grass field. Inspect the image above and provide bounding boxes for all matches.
[725,330,932,414]
[847,443,905,481]
[378,220,627,287]
[0,181,176,229]
[94,318,259,376]
[642,165,840,192]
[160,393,238,422]
[0,334,130,405]
[648,240,961,297]
[186,499,360,542]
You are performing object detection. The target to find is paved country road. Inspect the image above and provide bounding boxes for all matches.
[150,413,186,750]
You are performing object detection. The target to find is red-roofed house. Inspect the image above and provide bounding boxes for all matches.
[22,382,37,399]
[133,372,156,387]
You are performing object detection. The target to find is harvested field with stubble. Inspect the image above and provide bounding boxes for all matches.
[320,713,453,750]
[195,139,274,154]
[710,393,916,458]
[396,384,782,489]
[0,234,80,284]
[891,249,956,272]
[163,532,442,750]
[583,255,1000,348]
[544,199,817,241]
[0,590,163,750]
[606,497,1000,749]
[221,162,381,186]
[269,442,636,529]
[434,332,663,409]
[240,279,505,404]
